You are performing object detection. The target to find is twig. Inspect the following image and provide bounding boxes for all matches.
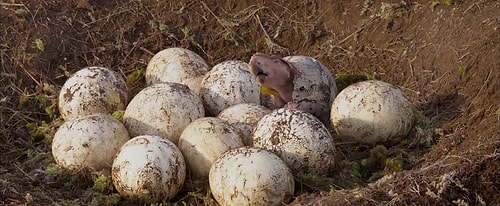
[254,14,289,54]
[467,68,492,110]
[15,163,36,182]
[338,16,380,45]
[0,3,25,6]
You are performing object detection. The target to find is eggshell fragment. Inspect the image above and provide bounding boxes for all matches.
[284,55,338,123]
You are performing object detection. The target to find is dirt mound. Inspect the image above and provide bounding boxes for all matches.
[1,0,498,205]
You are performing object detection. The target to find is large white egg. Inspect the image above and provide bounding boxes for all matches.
[58,67,128,121]
[145,47,210,95]
[51,113,130,171]
[209,147,295,206]
[330,80,414,144]
[178,117,243,179]
[123,83,204,144]
[112,135,186,203]
[217,103,271,146]
[283,55,338,123]
[253,108,336,176]
[199,60,260,116]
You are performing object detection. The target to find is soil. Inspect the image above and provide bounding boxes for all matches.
[1,0,499,205]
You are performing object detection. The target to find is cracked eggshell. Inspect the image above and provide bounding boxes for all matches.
[146,47,210,95]
[58,67,128,121]
[330,80,414,144]
[123,83,204,144]
[253,108,336,176]
[283,56,337,123]
[51,113,130,171]
[199,60,260,116]
[112,135,186,203]
[209,147,294,206]
[217,103,271,146]
[178,117,244,179]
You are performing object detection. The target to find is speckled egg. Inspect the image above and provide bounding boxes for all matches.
[199,60,260,116]
[283,55,338,123]
[178,117,244,179]
[209,147,294,206]
[51,113,130,171]
[145,47,210,95]
[253,108,336,176]
[58,67,128,121]
[123,83,204,144]
[217,103,271,146]
[330,80,414,144]
[112,135,186,203]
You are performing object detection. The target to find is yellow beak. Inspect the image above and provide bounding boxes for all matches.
[260,86,278,96]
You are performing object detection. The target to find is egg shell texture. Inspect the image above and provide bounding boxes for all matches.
[112,135,186,202]
[253,108,336,176]
[200,60,260,116]
[178,117,244,179]
[284,56,337,122]
[209,147,295,206]
[51,113,130,171]
[58,67,128,121]
[330,80,414,144]
[217,103,271,146]
[145,47,209,95]
[123,83,204,144]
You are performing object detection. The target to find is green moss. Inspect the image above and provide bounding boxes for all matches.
[90,192,121,206]
[431,2,440,11]
[350,162,363,180]
[35,39,45,52]
[385,157,403,172]
[45,165,66,177]
[458,65,467,76]
[127,69,142,83]
[93,175,114,193]
[334,73,371,91]
[298,173,328,187]
[350,145,392,182]
[112,110,125,122]
[27,121,48,140]
[443,0,454,6]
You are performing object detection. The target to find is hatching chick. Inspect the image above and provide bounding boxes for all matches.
[249,52,301,108]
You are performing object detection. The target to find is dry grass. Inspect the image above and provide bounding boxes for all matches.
[1,0,499,205]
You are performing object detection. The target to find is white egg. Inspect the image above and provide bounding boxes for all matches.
[123,83,204,144]
[199,60,260,116]
[283,55,338,123]
[145,47,209,95]
[217,103,271,146]
[253,108,336,176]
[209,147,295,206]
[330,80,414,144]
[58,67,128,121]
[52,113,130,171]
[178,117,244,179]
[112,135,186,203]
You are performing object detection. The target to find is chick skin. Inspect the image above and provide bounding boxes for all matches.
[249,53,301,108]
